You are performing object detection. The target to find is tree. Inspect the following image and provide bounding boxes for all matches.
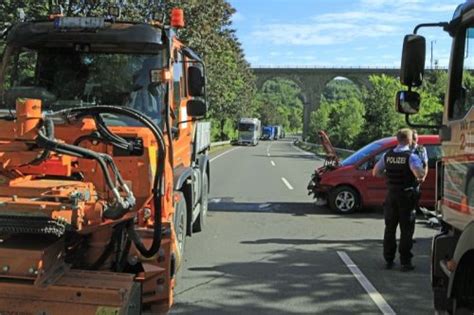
[256,78,303,132]
[0,0,258,141]
[309,79,364,148]
[309,95,365,148]
[357,74,405,145]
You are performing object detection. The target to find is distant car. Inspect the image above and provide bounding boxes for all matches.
[307,135,442,214]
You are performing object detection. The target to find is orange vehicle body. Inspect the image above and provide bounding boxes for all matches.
[0,11,209,315]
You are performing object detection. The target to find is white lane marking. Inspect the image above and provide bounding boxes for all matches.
[271,160,276,166]
[281,177,294,190]
[210,148,240,162]
[337,251,396,315]
[266,144,273,157]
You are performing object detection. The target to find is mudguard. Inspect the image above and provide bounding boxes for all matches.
[448,221,474,297]
[173,166,193,190]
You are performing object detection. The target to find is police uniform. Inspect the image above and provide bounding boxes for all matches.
[375,145,424,268]
[411,144,428,212]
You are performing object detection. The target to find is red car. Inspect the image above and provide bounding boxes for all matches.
[307,135,442,214]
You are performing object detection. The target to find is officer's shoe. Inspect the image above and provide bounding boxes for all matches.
[400,263,415,272]
[385,261,395,270]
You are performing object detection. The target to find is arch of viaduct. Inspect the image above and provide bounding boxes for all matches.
[252,67,400,139]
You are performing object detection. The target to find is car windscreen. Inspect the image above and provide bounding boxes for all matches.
[341,141,384,166]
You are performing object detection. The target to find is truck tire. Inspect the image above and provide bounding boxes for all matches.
[174,191,187,261]
[193,172,208,233]
[329,186,360,214]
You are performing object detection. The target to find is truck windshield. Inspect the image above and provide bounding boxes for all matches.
[340,141,384,166]
[1,47,166,125]
[450,26,474,120]
[239,123,256,131]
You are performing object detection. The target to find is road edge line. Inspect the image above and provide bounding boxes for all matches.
[337,251,396,315]
[210,147,240,162]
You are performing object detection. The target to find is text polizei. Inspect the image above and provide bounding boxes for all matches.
[386,156,407,164]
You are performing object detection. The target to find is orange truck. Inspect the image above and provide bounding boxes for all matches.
[0,7,210,314]
[396,1,474,312]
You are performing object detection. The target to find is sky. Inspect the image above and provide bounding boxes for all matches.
[228,0,461,68]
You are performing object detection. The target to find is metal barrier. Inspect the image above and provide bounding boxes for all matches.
[295,140,355,158]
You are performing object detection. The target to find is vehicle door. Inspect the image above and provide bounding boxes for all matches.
[357,147,392,206]
[419,144,443,207]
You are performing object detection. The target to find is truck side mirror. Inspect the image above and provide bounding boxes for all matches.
[188,66,204,97]
[395,90,420,114]
[400,34,426,87]
[187,99,207,118]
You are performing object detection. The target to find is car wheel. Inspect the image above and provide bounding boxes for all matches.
[329,186,360,214]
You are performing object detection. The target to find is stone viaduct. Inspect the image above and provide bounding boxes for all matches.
[252,67,400,138]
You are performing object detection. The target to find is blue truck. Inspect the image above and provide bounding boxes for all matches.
[261,126,275,140]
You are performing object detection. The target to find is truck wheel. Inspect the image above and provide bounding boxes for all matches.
[193,172,208,233]
[329,186,360,214]
[174,191,187,260]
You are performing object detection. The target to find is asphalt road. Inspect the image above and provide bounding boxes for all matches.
[171,138,438,315]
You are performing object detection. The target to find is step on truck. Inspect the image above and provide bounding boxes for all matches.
[396,1,474,312]
[0,6,210,314]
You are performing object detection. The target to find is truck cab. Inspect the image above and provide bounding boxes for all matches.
[0,9,210,314]
[397,1,474,312]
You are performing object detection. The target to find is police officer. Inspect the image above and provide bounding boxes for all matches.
[410,130,428,221]
[373,128,426,272]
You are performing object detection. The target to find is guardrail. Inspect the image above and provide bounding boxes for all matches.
[295,140,355,159]
[210,140,231,147]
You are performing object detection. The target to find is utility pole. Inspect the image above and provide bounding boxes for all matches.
[431,40,436,69]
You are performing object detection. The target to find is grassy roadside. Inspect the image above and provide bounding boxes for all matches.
[209,143,232,155]
[295,141,326,156]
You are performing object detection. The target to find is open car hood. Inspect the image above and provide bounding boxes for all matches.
[318,130,339,164]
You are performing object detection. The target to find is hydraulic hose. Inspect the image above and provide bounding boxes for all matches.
[36,121,136,220]
[24,118,54,166]
[57,106,166,259]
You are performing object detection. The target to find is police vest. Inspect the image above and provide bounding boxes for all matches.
[384,149,417,191]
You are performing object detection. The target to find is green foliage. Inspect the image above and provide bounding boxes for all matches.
[309,79,364,148]
[357,74,406,145]
[310,73,446,150]
[0,0,257,141]
[323,79,362,102]
[256,78,303,132]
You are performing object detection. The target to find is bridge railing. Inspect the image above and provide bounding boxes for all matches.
[251,65,449,70]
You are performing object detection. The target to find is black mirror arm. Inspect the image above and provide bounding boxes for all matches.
[176,116,206,126]
[413,22,449,34]
[405,113,443,129]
